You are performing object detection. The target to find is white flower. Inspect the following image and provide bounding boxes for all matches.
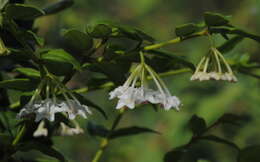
[33,121,48,137]
[59,122,84,136]
[109,60,181,110]
[17,99,60,122]
[59,99,92,120]
[191,47,238,82]
[17,76,92,122]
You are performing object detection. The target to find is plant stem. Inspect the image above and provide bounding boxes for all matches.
[91,108,126,162]
[143,30,207,51]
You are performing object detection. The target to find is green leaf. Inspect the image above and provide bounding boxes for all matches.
[61,29,93,51]
[87,121,109,137]
[0,78,38,91]
[238,145,260,162]
[0,133,12,147]
[26,31,45,47]
[204,12,230,26]
[188,115,207,136]
[6,4,45,20]
[209,27,260,43]
[0,0,8,10]
[218,36,244,54]
[148,50,195,70]
[73,93,108,119]
[175,23,201,37]
[41,49,80,76]
[18,141,66,162]
[164,146,186,162]
[109,126,160,139]
[87,24,112,38]
[14,67,40,79]
[199,135,240,150]
[218,113,247,126]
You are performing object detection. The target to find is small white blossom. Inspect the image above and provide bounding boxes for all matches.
[109,62,181,110]
[59,122,84,136]
[33,121,48,137]
[59,99,92,120]
[191,47,238,82]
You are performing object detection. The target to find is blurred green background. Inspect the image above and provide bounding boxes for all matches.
[20,0,260,161]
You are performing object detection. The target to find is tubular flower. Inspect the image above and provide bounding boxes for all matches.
[59,122,84,136]
[191,47,237,82]
[33,121,48,137]
[17,76,91,122]
[109,52,181,110]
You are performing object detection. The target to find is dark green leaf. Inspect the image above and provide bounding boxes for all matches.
[61,29,93,51]
[14,67,40,79]
[87,121,109,137]
[164,146,187,162]
[148,50,195,70]
[26,31,45,47]
[18,141,66,162]
[0,78,38,91]
[218,113,248,126]
[218,36,244,54]
[6,4,45,20]
[109,126,160,139]
[0,0,8,10]
[209,27,260,43]
[41,49,80,76]
[73,93,108,119]
[238,145,260,162]
[204,12,230,26]
[188,115,207,136]
[0,133,12,147]
[175,23,201,37]
[87,24,112,38]
[199,135,240,150]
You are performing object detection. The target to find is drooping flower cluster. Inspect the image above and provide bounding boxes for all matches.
[191,47,237,82]
[33,120,84,137]
[109,53,181,110]
[17,76,91,122]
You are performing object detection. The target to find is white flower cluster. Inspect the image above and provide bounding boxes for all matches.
[191,47,237,82]
[109,62,181,110]
[17,78,91,122]
[33,121,84,137]
[18,99,91,122]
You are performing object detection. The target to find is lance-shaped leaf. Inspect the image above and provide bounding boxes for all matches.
[199,135,240,151]
[0,78,38,91]
[175,23,202,37]
[14,67,40,79]
[87,24,112,38]
[6,4,45,20]
[218,36,244,54]
[209,27,260,43]
[238,145,260,162]
[148,50,195,70]
[87,121,109,137]
[164,146,187,162]
[217,113,248,126]
[188,115,207,136]
[0,0,8,10]
[61,29,93,51]
[41,49,81,76]
[18,141,66,162]
[109,126,160,139]
[204,12,230,26]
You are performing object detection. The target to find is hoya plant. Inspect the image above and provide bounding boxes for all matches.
[0,0,259,162]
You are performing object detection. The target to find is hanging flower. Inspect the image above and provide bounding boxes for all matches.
[17,75,91,122]
[59,122,84,136]
[33,121,48,137]
[109,52,181,110]
[191,47,237,82]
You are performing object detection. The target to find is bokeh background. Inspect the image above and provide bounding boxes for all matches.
[19,0,260,161]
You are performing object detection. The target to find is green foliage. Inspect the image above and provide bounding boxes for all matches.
[6,3,45,20]
[61,29,93,51]
[0,1,259,162]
